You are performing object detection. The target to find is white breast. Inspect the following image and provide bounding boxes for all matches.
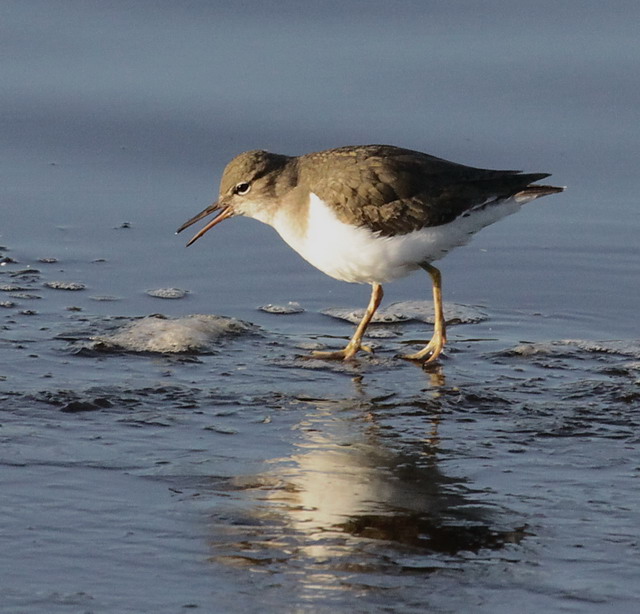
[269,193,523,284]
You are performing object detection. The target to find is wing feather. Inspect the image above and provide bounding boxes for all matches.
[301,145,558,236]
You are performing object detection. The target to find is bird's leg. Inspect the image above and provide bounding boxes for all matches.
[312,283,383,360]
[402,263,447,363]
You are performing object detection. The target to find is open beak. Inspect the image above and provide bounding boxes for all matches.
[176,202,234,247]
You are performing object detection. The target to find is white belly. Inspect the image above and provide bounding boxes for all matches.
[270,193,523,284]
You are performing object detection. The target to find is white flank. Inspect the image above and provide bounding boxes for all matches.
[270,193,525,284]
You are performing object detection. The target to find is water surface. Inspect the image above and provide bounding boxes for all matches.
[1,2,639,613]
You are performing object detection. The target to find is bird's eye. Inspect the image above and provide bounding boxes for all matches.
[234,182,251,195]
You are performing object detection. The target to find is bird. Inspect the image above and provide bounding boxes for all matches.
[177,144,563,363]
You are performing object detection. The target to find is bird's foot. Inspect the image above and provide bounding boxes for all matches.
[400,333,446,364]
[311,343,373,361]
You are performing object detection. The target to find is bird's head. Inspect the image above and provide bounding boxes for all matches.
[176,150,292,246]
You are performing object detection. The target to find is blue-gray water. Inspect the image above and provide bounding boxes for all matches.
[1,2,639,613]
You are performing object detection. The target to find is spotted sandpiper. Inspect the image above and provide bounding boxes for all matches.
[177,145,563,363]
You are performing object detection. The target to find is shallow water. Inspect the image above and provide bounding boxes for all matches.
[1,2,639,613]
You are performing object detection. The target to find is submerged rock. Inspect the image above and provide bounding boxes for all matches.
[91,314,254,353]
[9,293,41,300]
[44,281,86,291]
[510,339,640,359]
[259,301,304,315]
[322,307,410,324]
[146,287,188,299]
[323,301,487,325]
[89,295,121,302]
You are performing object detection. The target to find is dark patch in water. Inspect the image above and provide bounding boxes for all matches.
[60,398,113,413]
[338,514,528,554]
[11,269,41,278]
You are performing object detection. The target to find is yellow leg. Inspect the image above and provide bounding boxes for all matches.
[312,283,384,360]
[402,263,447,363]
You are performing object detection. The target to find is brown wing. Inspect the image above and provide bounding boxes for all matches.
[302,145,559,236]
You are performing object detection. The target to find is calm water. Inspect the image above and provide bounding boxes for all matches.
[1,2,639,613]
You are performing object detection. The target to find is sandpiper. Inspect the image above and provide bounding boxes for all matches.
[177,145,563,363]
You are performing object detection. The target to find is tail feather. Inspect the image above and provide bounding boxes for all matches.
[515,184,565,202]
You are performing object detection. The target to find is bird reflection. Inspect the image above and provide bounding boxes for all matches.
[207,388,526,577]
